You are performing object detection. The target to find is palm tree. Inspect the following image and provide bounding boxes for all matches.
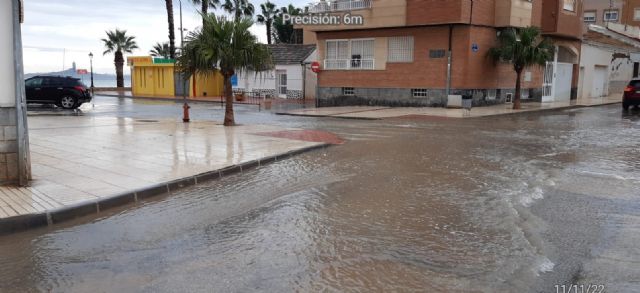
[191,0,221,26]
[222,0,255,21]
[150,42,173,59]
[177,15,271,126]
[257,1,277,44]
[165,0,176,59]
[101,29,138,88]
[273,4,302,44]
[489,27,553,110]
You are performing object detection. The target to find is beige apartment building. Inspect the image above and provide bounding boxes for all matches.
[584,0,640,29]
[299,0,584,107]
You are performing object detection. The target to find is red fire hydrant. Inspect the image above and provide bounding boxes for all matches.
[183,102,191,123]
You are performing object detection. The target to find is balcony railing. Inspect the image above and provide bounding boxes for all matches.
[324,59,375,70]
[307,0,372,13]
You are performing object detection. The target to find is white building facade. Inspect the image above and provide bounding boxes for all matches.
[234,45,317,99]
[578,25,640,99]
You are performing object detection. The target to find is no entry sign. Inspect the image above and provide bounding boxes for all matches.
[311,61,321,73]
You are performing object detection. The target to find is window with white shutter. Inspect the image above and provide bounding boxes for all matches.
[388,36,414,63]
[325,39,375,70]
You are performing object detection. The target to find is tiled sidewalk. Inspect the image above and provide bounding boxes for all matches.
[277,96,622,119]
[0,116,332,223]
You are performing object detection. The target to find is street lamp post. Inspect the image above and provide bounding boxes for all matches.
[179,0,190,123]
[88,52,94,94]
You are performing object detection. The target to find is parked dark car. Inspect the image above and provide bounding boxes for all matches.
[623,79,640,110]
[24,76,92,109]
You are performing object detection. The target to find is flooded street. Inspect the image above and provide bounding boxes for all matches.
[2,103,640,292]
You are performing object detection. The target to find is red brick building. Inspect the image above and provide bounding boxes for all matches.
[300,0,583,107]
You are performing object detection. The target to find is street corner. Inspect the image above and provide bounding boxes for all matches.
[252,129,345,145]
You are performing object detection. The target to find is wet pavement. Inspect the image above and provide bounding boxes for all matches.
[0,97,639,292]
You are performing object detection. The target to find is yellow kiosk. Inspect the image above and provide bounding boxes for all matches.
[128,56,223,98]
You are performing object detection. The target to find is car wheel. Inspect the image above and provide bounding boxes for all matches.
[60,96,77,109]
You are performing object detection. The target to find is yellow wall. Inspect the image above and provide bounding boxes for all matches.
[131,64,175,97]
[190,71,224,98]
[131,62,224,98]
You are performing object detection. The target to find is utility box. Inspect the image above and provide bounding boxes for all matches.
[447,95,462,108]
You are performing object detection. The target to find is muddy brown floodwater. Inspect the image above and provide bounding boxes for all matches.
[1,105,639,292]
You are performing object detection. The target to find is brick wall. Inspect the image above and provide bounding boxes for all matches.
[317,25,543,91]
[406,0,465,25]
[0,108,18,184]
[622,0,640,27]
[542,0,583,39]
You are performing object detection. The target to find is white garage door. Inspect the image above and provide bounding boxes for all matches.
[591,66,607,98]
[556,63,573,102]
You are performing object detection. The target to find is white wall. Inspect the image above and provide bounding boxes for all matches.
[303,49,318,99]
[579,44,635,99]
[0,0,16,107]
[279,64,304,91]
[235,65,305,92]
[237,70,276,91]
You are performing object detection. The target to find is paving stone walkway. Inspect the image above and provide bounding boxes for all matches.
[0,116,336,222]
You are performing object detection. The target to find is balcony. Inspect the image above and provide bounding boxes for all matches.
[324,59,375,70]
[307,0,372,13]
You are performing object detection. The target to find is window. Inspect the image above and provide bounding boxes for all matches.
[412,89,428,98]
[429,49,446,59]
[326,40,349,60]
[634,8,640,21]
[505,93,513,103]
[25,78,43,87]
[342,87,355,96]
[292,29,303,44]
[388,36,414,63]
[563,0,575,12]
[325,39,375,70]
[43,77,63,87]
[584,11,596,22]
[604,10,619,22]
[350,39,375,69]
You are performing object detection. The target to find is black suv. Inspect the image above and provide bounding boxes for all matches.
[25,76,92,109]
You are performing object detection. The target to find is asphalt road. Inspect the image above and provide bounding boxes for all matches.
[5,96,639,292]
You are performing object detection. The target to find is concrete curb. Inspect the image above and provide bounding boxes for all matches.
[97,93,263,107]
[0,143,331,236]
[97,93,220,104]
[275,112,382,120]
[277,101,622,120]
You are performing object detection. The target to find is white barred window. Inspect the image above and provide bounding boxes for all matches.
[342,87,355,96]
[412,89,428,98]
[326,40,349,60]
[388,36,414,62]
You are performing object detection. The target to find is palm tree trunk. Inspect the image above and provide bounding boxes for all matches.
[115,51,124,88]
[514,68,523,110]
[223,73,235,126]
[202,2,208,27]
[266,20,272,45]
[192,73,197,98]
[166,0,176,59]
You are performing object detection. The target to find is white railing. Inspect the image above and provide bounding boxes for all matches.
[307,0,372,13]
[324,59,375,70]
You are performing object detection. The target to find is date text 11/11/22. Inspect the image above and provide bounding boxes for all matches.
[555,284,605,293]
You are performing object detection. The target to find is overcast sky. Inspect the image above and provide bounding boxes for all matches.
[22,0,304,74]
